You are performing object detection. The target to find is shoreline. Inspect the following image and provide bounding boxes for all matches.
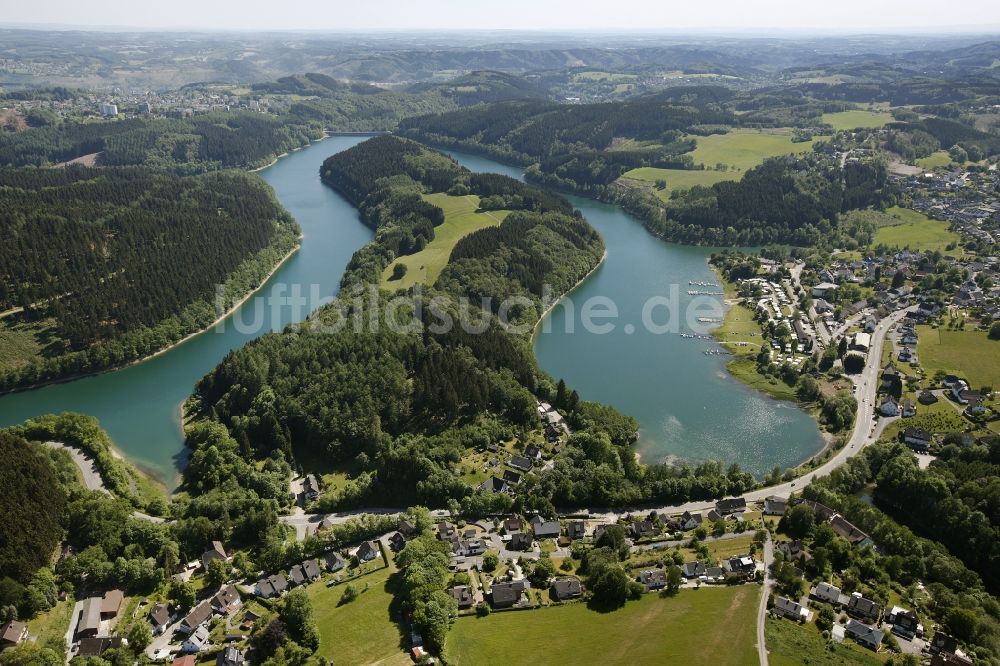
[0,240,302,397]
[706,259,835,472]
[530,249,608,343]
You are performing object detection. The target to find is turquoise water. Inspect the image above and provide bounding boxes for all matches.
[0,139,823,484]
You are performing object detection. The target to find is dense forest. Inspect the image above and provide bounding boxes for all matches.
[0,166,299,390]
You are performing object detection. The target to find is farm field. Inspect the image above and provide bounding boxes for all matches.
[766,617,886,666]
[620,167,739,201]
[445,586,759,666]
[307,564,410,666]
[688,130,817,172]
[821,110,892,131]
[917,326,1000,390]
[872,207,962,254]
[380,193,509,291]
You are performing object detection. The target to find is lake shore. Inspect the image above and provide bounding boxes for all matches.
[530,250,608,343]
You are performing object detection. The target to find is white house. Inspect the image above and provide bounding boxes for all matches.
[183,625,211,654]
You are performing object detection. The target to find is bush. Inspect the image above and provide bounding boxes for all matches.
[390,263,408,281]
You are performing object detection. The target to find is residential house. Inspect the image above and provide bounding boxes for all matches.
[509,533,533,551]
[551,577,583,601]
[831,516,874,548]
[255,573,289,599]
[566,520,586,540]
[503,515,522,534]
[530,515,561,540]
[704,566,725,580]
[931,654,975,666]
[76,597,102,639]
[502,470,522,486]
[846,593,883,624]
[437,522,457,541]
[902,427,932,452]
[887,606,921,638]
[180,600,214,634]
[489,580,527,609]
[679,511,703,531]
[183,625,211,653]
[302,559,322,581]
[508,455,533,472]
[217,647,246,666]
[639,569,667,590]
[814,298,834,314]
[773,596,809,622]
[879,397,901,417]
[288,565,306,586]
[172,656,197,666]
[201,541,228,570]
[303,474,321,501]
[355,541,380,563]
[845,619,884,651]
[725,555,757,578]
[397,520,418,539]
[776,540,808,562]
[812,282,838,299]
[478,476,511,494]
[523,444,542,461]
[448,586,474,610]
[630,520,659,539]
[918,390,938,405]
[706,509,723,523]
[388,532,408,552]
[323,552,345,573]
[716,497,747,515]
[0,621,27,650]
[212,586,241,615]
[810,582,844,606]
[682,562,706,579]
[149,603,171,635]
[100,590,124,621]
[763,496,787,516]
[77,637,126,658]
[901,399,916,418]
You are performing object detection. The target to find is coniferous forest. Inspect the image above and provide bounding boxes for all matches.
[0,166,299,389]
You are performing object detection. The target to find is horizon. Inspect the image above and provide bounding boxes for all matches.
[4,0,1000,34]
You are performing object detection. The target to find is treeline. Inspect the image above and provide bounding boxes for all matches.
[668,155,896,233]
[0,166,299,390]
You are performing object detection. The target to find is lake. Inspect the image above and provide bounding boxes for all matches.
[0,138,823,483]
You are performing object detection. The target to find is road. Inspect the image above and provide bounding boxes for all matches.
[41,440,165,523]
[756,532,774,666]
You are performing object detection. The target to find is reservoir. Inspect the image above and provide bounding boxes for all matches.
[0,138,824,484]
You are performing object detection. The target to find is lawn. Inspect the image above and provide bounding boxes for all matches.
[380,193,510,291]
[882,398,968,440]
[872,207,962,255]
[917,326,1000,390]
[821,110,892,131]
[726,357,799,402]
[620,167,739,201]
[307,565,410,666]
[766,617,886,666]
[689,130,817,172]
[916,150,952,170]
[445,587,759,666]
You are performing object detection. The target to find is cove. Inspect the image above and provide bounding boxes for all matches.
[0,135,375,485]
[442,150,825,476]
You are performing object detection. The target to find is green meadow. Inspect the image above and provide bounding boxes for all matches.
[620,167,739,200]
[381,193,510,291]
[821,110,892,131]
[872,207,962,254]
[689,130,817,172]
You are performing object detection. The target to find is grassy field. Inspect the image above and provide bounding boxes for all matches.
[446,587,759,666]
[620,167,739,201]
[882,398,968,440]
[917,326,1000,390]
[689,130,816,172]
[0,316,60,372]
[766,617,886,666]
[916,150,953,170]
[821,110,892,131]
[380,193,509,291]
[872,207,962,254]
[26,597,75,647]
[307,565,410,666]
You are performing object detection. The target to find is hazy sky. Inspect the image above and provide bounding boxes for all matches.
[6,0,1000,32]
